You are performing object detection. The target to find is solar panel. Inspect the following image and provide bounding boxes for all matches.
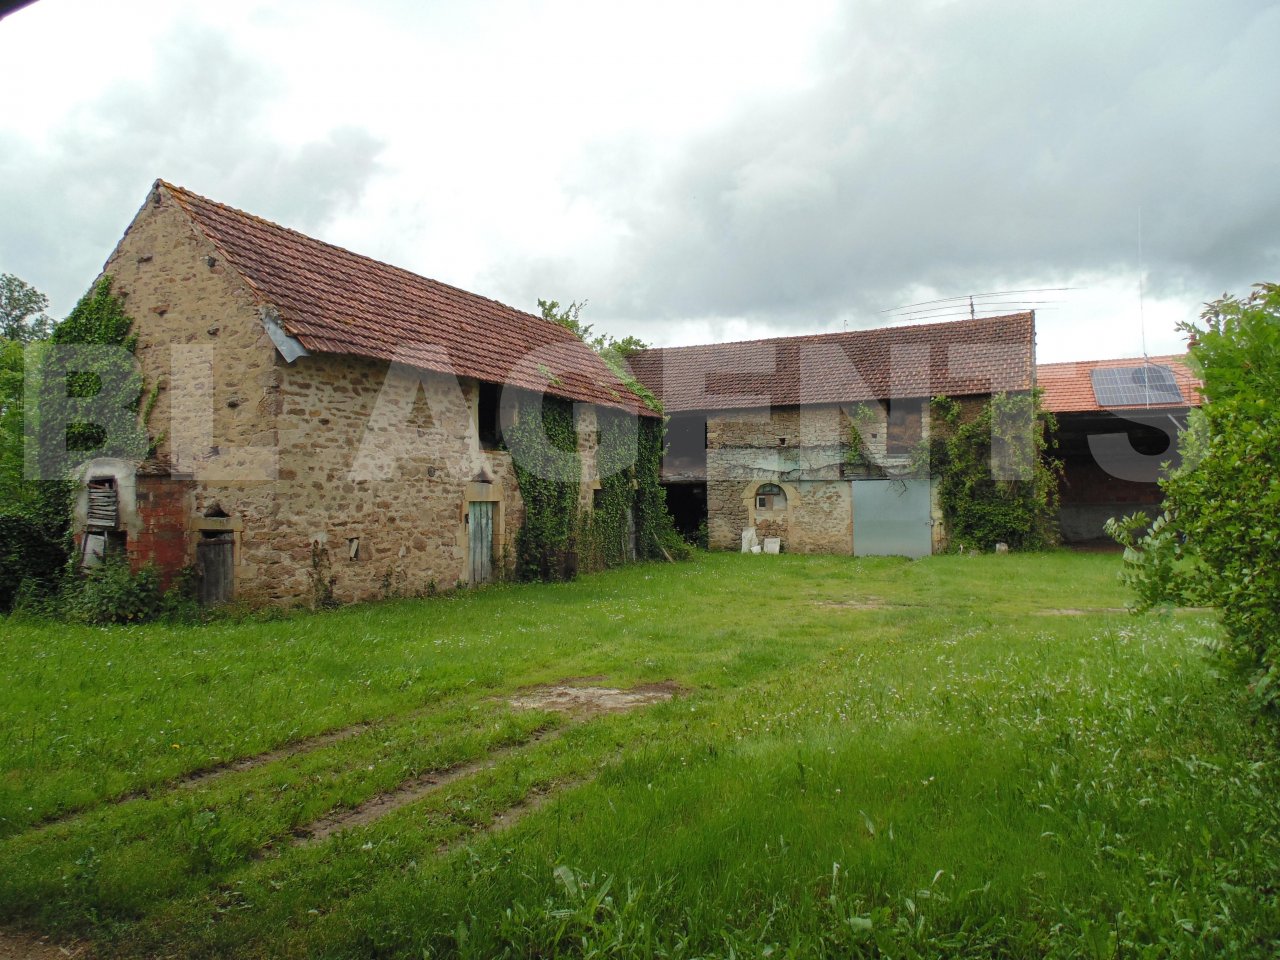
[1090,364,1184,407]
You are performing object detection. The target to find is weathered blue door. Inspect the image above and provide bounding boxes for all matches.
[468,500,494,583]
[852,479,933,558]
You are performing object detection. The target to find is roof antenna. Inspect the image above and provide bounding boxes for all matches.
[969,294,975,320]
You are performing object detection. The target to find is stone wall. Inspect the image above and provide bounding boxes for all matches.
[704,401,933,554]
[269,355,533,604]
[99,187,610,606]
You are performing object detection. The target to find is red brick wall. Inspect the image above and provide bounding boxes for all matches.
[130,475,193,587]
[1058,457,1162,506]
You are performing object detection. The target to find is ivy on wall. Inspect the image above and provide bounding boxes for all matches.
[31,276,155,473]
[842,403,881,472]
[583,409,637,569]
[510,297,686,579]
[508,393,582,581]
[927,393,1060,551]
[635,417,685,560]
[508,392,686,581]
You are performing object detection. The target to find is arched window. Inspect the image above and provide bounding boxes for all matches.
[755,483,786,510]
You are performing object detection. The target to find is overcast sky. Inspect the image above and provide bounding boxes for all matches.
[1,0,1276,362]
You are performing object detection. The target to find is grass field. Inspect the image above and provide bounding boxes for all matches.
[1,551,1277,958]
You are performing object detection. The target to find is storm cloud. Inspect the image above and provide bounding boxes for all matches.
[0,23,383,314]
[2,1,1276,358]
[499,0,1280,338]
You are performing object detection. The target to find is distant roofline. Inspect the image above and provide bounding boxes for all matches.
[636,311,1035,356]
[1037,353,1190,371]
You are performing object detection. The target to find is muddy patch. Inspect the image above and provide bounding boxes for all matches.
[0,928,86,959]
[508,681,680,717]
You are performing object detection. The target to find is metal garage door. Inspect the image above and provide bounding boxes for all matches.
[852,479,933,558]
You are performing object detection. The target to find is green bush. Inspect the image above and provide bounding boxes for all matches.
[0,513,67,613]
[1105,509,1204,610]
[929,393,1060,551]
[64,557,164,625]
[1118,283,1280,709]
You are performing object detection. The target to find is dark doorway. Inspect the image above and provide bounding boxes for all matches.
[665,483,707,542]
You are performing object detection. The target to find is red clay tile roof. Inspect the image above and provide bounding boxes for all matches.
[627,313,1035,413]
[1037,355,1201,413]
[158,180,656,417]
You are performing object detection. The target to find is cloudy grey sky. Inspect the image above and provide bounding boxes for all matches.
[1,0,1276,362]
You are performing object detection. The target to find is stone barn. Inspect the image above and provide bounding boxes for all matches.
[71,180,658,605]
[1038,355,1201,544]
[627,313,1036,556]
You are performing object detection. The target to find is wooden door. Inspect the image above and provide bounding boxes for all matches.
[197,536,234,605]
[468,501,494,584]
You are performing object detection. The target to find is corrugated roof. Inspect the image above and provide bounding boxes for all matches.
[1037,355,1201,413]
[157,180,656,416]
[627,313,1035,413]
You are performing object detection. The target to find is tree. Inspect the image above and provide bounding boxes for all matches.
[538,298,658,412]
[1109,282,1280,710]
[538,298,649,359]
[29,274,150,479]
[0,276,152,610]
[0,273,53,343]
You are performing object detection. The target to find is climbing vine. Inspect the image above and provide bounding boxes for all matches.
[507,391,686,579]
[582,409,638,569]
[927,392,1060,551]
[635,416,687,560]
[842,403,881,472]
[507,392,582,581]
[30,276,155,476]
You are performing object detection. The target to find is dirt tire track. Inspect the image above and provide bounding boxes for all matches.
[0,928,87,959]
[291,727,565,846]
[290,680,678,846]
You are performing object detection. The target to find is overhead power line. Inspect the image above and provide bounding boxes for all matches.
[881,288,1076,314]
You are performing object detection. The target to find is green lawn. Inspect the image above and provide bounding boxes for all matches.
[1,552,1277,958]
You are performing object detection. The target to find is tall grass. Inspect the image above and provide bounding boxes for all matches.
[1,552,1276,957]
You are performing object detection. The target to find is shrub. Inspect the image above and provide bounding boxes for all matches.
[929,392,1060,551]
[64,557,164,625]
[0,513,67,613]
[1105,509,1204,610]
[1117,283,1280,709]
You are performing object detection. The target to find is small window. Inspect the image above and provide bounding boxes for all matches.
[592,487,605,510]
[886,399,924,455]
[755,483,786,511]
[348,537,360,561]
[478,381,502,449]
[86,477,119,529]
